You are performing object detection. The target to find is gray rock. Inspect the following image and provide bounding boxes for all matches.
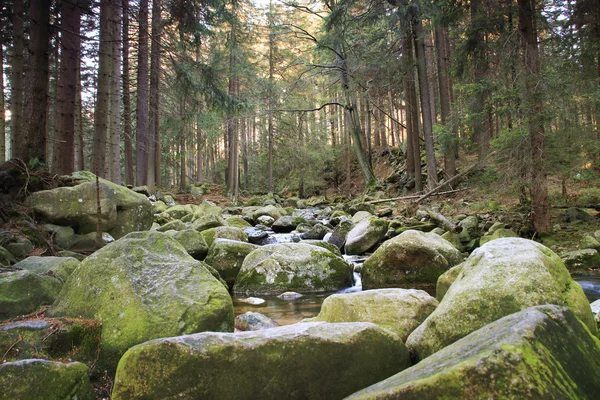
[327,219,354,250]
[277,292,303,300]
[562,249,600,271]
[157,219,186,232]
[204,239,259,287]
[5,239,34,259]
[169,229,209,259]
[43,224,77,250]
[235,312,279,331]
[272,215,303,233]
[0,270,62,320]
[344,217,388,255]
[0,246,17,265]
[13,256,80,282]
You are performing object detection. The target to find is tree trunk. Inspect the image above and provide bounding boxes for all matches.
[21,0,51,163]
[136,0,150,185]
[435,27,456,180]
[10,0,25,159]
[108,3,122,184]
[147,0,162,190]
[55,0,81,174]
[122,0,134,185]
[93,0,114,177]
[413,19,438,190]
[0,36,5,162]
[405,36,423,192]
[75,66,84,171]
[267,0,275,195]
[518,0,551,233]
[471,0,491,163]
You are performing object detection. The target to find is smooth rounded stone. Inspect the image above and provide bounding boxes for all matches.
[70,171,155,239]
[327,219,354,250]
[111,322,411,400]
[256,215,275,227]
[225,216,252,229]
[307,289,438,342]
[580,235,600,251]
[441,231,465,252]
[69,232,114,253]
[592,299,600,331]
[164,204,196,220]
[56,250,87,262]
[5,238,34,259]
[201,226,248,247]
[277,291,303,300]
[0,246,17,265]
[152,200,168,214]
[169,229,209,260]
[595,230,600,241]
[244,227,269,244]
[362,230,464,289]
[156,219,186,232]
[43,224,77,250]
[430,227,445,236]
[487,221,505,235]
[235,312,279,331]
[348,305,600,400]
[562,249,600,271]
[204,239,259,287]
[253,205,282,222]
[48,231,234,367]
[300,223,331,240]
[345,217,388,255]
[295,222,313,233]
[0,359,94,400]
[415,209,429,220]
[0,270,62,320]
[272,215,304,233]
[233,243,354,295]
[239,297,266,305]
[14,256,80,282]
[0,318,102,365]
[406,238,596,362]
[436,263,464,302]
[479,228,519,246]
[351,211,372,224]
[132,185,150,196]
[301,240,342,257]
[191,214,227,232]
[26,181,118,234]
[458,215,479,238]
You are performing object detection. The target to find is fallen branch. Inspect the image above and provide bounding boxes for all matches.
[415,162,481,204]
[421,206,461,233]
[365,188,468,205]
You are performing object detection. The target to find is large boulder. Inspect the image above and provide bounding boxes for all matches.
[201,226,248,247]
[406,238,596,361]
[233,243,353,295]
[0,246,17,265]
[344,217,388,255]
[362,230,464,289]
[348,306,600,400]
[43,224,77,250]
[327,219,354,250]
[70,171,154,239]
[234,311,279,331]
[14,256,80,282]
[26,182,118,234]
[307,289,438,342]
[252,204,282,221]
[204,239,259,288]
[0,359,94,400]
[111,322,411,400]
[271,215,303,233]
[191,214,227,232]
[0,270,62,320]
[169,229,209,260]
[48,231,234,366]
[562,249,600,272]
[479,227,519,246]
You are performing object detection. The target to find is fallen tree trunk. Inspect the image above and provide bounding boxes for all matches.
[421,206,461,233]
[365,188,468,205]
[415,162,480,204]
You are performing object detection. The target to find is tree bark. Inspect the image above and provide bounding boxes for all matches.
[267,0,275,195]
[471,0,491,163]
[108,2,122,184]
[122,0,134,185]
[21,0,51,163]
[435,27,456,180]
[413,18,438,190]
[93,0,114,177]
[0,36,5,162]
[10,0,25,159]
[136,0,150,185]
[55,0,81,174]
[147,0,162,190]
[518,0,551,233]
[404,36,423,192]
[75,66,84,171]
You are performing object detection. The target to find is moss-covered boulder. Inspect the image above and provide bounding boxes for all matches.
[0,246,17,265]
[169,229,209,259]
[70,171,154,239]
[580,235,600,251]
[204,239,259,288]
[201,226,248,247]
[14,256,80,282]
[43,224,77,250]
[562,249,600,272]
[164,204,195,220]
[272,215,305,233]
[111,322,410,400]
[0,270,62,320]
[348,305,600,400]
[191,214,227,232]
[406,238,596,361]
[156,219,186,232]
[302,240,343,257]
[233,243,353,295]
[435,263,463,302]
[0,359,94,400]
[479,227,519,246]
[26,182,118,234]
[0,318,101,366]
[351,211,372,224]
[307,289,438,342]
[5,238,34,259]
[327,219,354,250]
[300,223,331,240]
[48,231,234,367]
[362,230,464,289]
[225,216,252,229]
[345,217,388,255]
[253,204,282,221]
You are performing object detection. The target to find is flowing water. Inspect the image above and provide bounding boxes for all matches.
[574,276,600,302]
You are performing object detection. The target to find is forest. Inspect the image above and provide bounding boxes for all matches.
[1,0,600,399]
